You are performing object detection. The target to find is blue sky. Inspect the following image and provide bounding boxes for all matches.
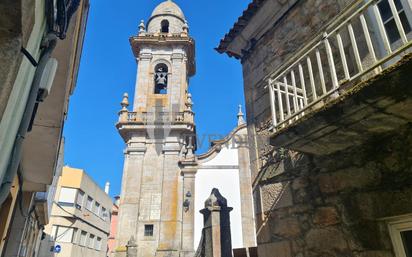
[63,0,250,198]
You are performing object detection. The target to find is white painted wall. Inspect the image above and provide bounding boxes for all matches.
[194,145,244,249]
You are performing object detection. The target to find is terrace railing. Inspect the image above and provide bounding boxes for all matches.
[119,110,194,125]
[267,0,412,131]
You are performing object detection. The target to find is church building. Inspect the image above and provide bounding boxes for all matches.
[114,1,256,257]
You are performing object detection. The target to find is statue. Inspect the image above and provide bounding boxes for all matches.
[155,66,168,93]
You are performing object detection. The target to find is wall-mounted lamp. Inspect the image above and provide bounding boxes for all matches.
[183,199,190,212]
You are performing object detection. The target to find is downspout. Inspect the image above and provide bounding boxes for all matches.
[0,35,57,206]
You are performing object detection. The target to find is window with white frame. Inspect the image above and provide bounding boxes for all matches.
[94,201,100,215]
[86,196,93,211]
[79,231,87,247]
[377,0,412,43]
[58,187,77,206]
[52,226,75,243]
[88,234,95,249]
[95,237,102,251]
[101,207,107,220]
[388,216,412,257]
[76,190,85,209]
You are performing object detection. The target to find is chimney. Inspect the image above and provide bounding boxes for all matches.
[104,182,110,194]
[114,196,120,206]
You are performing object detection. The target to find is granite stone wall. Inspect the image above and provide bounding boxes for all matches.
[239,0,412,256]
[255,124,412,257]
[242,0,354,181]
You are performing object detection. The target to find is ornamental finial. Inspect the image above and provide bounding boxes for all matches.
[121,93,129,111]
[237,104,245,126]
[138,20,146,34]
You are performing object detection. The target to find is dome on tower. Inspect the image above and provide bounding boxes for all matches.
[147,0,187,34]
[151,0,185,21]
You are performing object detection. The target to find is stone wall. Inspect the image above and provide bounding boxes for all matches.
[254,123,412,257]
[242,0,354,181]
[237,1,412,256]
[0,0,34,120]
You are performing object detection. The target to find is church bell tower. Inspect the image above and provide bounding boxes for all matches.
[115,1,197,257]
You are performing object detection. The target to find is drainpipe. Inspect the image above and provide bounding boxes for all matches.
[0,35,57,206]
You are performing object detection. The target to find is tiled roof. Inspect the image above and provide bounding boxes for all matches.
[215,0,267,58]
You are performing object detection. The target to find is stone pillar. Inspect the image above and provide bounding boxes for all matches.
[236,127,257,247]
[133,52,152,111]
[157,143,182,256]
[126,237,137,257]
[197,188,233,257]
[115,146,146,253]
[181,161,197,257]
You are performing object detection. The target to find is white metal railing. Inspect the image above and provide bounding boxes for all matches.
[268,0,412,131]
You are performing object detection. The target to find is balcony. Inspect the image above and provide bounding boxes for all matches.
[268,0,412,155]
[117,109,195,141]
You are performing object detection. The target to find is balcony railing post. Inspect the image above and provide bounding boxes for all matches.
[315,49,327,95]
[283,77,292,118]
[336,33,350,80]
[324,37,339,89]
[306,57,317,101]
[268,79,278,128]
[291,71,299,112]
[298,64,308,106]
[276,82,285,123]
[348,23,364,73]
[373,4,393,54]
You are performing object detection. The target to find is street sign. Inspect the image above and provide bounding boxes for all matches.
[54,245,61,253]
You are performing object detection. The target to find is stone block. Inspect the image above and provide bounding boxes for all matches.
[305,227,348,251]
[317,167,381,194]
[271,217,301,239]
[312,207,340,227]
[355,251,394,257]
[257,241,292,257]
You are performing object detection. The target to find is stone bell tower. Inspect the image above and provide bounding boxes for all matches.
[115,1,196,257]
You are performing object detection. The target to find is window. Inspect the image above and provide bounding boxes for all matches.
[101,207,107,220]
[161,19,169,33]
[377,0,412,43]
[154,63,168,94]
[58,187,77,206]
[53,226,75,243]
[388,216,412,257]
[86,196,93,211]
[94,201,100,215]
[95,237,102,251]
[88,234,95,249]
[144,224,154,237]
[76,190,85,209]
[79,231,87,247]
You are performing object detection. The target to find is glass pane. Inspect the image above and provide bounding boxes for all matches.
[399,11,412,33]
[89,235,95,248]
[86,197,93,210]
[401,230,412,257]
[76,191,84,208]
[80,231,87,246]
[379,0,393,22]
[395,0,403,11]
[385,19,401,43]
